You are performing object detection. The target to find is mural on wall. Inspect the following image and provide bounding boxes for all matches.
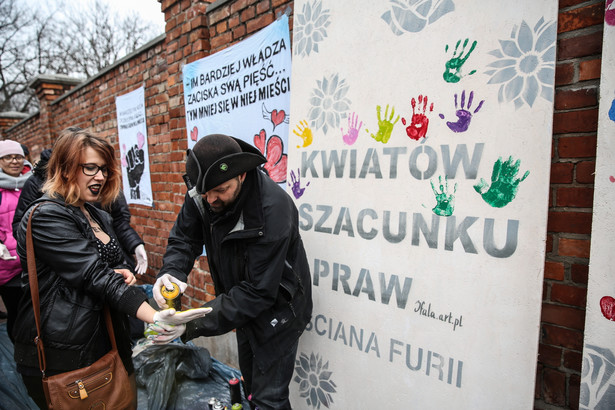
[115,86,153,207]
[288,1,557,408]
[580,3,615,409]
[182,15,291,184]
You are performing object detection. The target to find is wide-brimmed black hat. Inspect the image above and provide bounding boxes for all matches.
[186,134,266,193]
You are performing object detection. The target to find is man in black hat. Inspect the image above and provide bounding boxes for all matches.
[154,134,312,410]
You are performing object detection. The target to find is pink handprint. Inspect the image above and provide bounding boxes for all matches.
[341,112,362,145]
[401,95,433,141]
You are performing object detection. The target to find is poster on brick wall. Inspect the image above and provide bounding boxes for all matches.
[182,15,291,186]
[580,3,615,409]
[287,1,557,408]
[115,86,154,207]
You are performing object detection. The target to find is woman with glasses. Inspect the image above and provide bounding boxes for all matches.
[0,140,32,343]
[11,128,210,408]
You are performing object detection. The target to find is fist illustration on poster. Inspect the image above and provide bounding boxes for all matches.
[122,132,146,199]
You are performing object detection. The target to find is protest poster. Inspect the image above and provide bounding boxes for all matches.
[182,15,291,185]
[115,86,153,207]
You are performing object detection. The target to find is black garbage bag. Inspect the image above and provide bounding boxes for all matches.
[133,341,212,410]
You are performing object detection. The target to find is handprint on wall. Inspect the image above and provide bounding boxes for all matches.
[122,131,146,199]
[443,38,477,83]
[366,104,399,144]
[254,129,288,183]
[439,90,484,133]
[293,120,313,148]
[341,112,362,146]
[288,168,310,199]
[402,95,433,141]
[431,175,457,216]
[474,156,529,208]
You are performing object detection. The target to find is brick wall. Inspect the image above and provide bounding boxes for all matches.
[0,1,606,408]
[536,1,605,408]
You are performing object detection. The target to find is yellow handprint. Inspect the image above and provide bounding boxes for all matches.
[293,120,313,148]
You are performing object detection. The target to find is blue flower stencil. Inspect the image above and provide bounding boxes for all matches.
[382,0,455,35]
[485,17,556,109]
[294,1,331,57]
[308,73,351,134]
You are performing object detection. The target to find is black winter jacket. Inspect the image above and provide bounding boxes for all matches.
[12,150,144,269]
[12,197,147,373]
[159,169,312,371]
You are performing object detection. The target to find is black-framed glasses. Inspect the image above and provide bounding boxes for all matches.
[1,155,25,162]
[80,163,108,176]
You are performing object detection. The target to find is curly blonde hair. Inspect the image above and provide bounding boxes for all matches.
[42,127,121,207]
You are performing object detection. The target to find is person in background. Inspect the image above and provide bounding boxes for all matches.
[11,128,210,408]
[13,147,148,275]
[0,140,32,342]
[20,144,31,164]
[154,134,312,410]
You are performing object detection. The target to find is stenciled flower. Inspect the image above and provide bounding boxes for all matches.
[485,17,556,109]
[294,352,337,409]
[294,0,331,57]
[381,0,455,35]
[308,73,351,134]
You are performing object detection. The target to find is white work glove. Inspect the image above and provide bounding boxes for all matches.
[0,244,16,260]
[145,322,186,344]
[153,274,188,308]
[153,307,212,326]
[134,244,148,275]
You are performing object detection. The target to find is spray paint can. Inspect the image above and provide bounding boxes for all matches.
[212,400,224,410]
[231,404,243,410]
[208,397,218,410]
[160,282,182,311]
[229,377,241,405]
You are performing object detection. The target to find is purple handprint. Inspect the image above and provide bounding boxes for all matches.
[288,168,310,199]
[341,112,363,145]
[439,90,485,133]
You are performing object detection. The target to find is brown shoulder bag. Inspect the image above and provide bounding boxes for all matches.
[26,204,133,409]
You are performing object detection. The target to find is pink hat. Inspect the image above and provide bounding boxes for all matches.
[0,140,24,158]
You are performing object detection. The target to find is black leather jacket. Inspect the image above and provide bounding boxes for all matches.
[159,169,312,371]
[12,196,147,373]
[12,150,144,269]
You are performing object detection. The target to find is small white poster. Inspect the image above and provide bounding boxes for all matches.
[115,86,153,207]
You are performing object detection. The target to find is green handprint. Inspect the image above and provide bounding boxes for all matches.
[443,38,477,83]
[474,156,530,208]
[431,175,457,216]
[367,104,400,144]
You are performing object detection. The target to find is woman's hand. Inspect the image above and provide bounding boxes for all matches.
[114,268,136,286]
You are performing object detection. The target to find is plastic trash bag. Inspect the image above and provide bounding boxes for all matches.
[133,340,212,410]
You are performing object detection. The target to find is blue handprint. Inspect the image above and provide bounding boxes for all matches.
[439,90,484,133]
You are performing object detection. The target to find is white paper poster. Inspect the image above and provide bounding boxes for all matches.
[580,2,615,409]
[288,1,558,408]
[182,15,291,185]
[115,86,153,207]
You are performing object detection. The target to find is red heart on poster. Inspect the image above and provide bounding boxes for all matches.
[271,109,285,127]
[600,296,615,321]
[609,176,615,183]
[190,126,198,141]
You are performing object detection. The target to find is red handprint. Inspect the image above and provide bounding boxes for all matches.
[254,129,287,183]
[402,95,433,141]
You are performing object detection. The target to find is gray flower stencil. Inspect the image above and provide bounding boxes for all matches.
[294,352,337,409]
[294,0,331,57]
[580,345,615,410]
[308,73,351,134]
[382,0,455,35]
[485,17,556,109]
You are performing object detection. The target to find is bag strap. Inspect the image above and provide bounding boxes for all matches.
[26,203,118,378]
